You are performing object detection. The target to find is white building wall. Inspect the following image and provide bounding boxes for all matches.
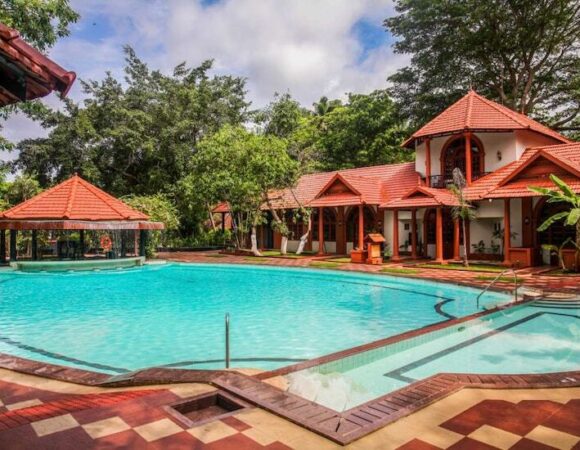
[515,130,562,159]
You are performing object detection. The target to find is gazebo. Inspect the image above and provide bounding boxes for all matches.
[0,174,163,264]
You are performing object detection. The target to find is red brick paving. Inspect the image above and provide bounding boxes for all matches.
[158,251,580,293]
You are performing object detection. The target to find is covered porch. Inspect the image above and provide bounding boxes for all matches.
[0,174,163,265]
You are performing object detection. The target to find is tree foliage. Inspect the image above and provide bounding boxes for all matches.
[0,0,79,50]
[190,125,298,249]
[385,0,580,135]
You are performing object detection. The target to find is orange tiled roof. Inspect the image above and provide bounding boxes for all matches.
[465,142,580,199]
[381,186,460,209]
[0,23,75,106]
[0,174,149,221]
[403,91,570,147]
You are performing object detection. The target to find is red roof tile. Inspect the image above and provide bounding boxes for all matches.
[0,23,75,106]
[465,142,580,199]
[0,174,149,221]
[403,91,569,147]
[381,186,460,209]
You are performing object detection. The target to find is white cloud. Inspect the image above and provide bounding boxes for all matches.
[1,0,408,149]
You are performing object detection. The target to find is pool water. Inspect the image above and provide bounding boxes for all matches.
[0,263,510,374]
[286,302,580,411]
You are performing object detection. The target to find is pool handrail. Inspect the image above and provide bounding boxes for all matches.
[476,268,518,309]
[225,313,230,369]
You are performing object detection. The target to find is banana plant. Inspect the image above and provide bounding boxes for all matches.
[529,174,580,271]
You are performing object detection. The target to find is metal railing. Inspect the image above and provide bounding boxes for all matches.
[427,172,491,188]
[476,268,518,309]
[225,313,230,369]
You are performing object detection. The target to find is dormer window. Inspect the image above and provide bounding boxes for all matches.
[441,136,485,184]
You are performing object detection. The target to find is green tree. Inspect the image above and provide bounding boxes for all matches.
[123,194,180,256]
[255,92,307,139]
[4,174,41,205]
[449,168,476,267]
[0,0,79,50]
[191,125,298,255]
[12,47,249,236]
[529,174,580,271]
[385,0,580,133]
[312,96,342,117]
[316,90,410,170]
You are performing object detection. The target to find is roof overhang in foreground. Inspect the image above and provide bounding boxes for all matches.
[0,220,164,231]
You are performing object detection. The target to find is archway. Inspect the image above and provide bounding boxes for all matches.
[312,208,337,242]
[346,206,376,243]
[424,208,456,260]
[440,135,485,184]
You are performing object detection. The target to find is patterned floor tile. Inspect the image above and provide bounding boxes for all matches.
[396,438,443,449]
[447,436,500,449]
[82,416,131,439]
[510,438,559,450]
[468,424,521,450]
[31,413,79,437]
[5,398,43,411]
[542,400,580,437]
[133,418,183,442]
[526,425,579,450]
[188,420,239,444]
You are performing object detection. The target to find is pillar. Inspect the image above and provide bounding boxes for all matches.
[139,230,148,257]
[453,218,460,260]
[32,230,38,261]
[425,138,432,187]
[9,230,17,261]
[221,213,226,232]
[317,207,324,255]
[435,207,444,263]
[503,198,511,266]
[411,209,417,259]
[120,231,126,258]
[358,204,364,250]
[464,132,472,185]
[0,230,6,264]
[79,230,85,259]
[392,209,400,261]
[336,206,346,254]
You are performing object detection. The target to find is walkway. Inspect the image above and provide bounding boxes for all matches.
[157,251,580,294]
[0,368,578,449]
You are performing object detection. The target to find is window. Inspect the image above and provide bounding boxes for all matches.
[441,136,484,182]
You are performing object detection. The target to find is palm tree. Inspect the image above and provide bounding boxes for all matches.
[529,174,580,271]
[449,168,476,267]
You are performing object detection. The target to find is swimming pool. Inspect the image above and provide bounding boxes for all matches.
[285,301,580,411]
[0,263,510,374]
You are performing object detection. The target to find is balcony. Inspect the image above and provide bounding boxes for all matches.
[426,172,491,188]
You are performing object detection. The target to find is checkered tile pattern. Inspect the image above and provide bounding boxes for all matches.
[397,399,580,450]
[0,379,291,449]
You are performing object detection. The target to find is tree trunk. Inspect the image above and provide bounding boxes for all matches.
[462,219,469,267]
[207,204,217,231]
[296,219,312,255]
[250,226,262,256]
[280,236,288,255]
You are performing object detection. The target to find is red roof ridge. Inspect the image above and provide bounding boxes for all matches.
[465,90,475,128]
[473,91,529,129]
[63,174,79,219]
[77,176,138,220]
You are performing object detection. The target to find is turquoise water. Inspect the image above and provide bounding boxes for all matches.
[0,263,510,374]
[287,302,580,411]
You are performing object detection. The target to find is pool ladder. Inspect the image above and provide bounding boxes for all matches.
[225,313,230,369]
[476,268,519,309]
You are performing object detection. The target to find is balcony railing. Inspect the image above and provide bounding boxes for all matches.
[426,172,491,188]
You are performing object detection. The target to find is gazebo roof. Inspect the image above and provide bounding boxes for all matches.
[0,175,163,230]
[0,22,76,105]
[403,90,570,148]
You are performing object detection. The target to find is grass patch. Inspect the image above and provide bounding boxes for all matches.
[476,275,523,283]
[417,263,504,273]
[309,261,343,269]
[380,267,420,275]
[326,257,352,263]
[243,257,269,264]
[259,250,306,259]
[205,254,227,258]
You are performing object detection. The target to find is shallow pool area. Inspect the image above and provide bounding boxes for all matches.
[285,301,580,411]
[0,263,510,374]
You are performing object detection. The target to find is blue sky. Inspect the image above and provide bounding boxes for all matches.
[2,0,406,147]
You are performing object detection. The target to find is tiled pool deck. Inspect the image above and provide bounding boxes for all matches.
[158,251,580,294]
[0,252,578,448]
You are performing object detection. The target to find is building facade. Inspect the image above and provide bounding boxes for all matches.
[223,91,580,268]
